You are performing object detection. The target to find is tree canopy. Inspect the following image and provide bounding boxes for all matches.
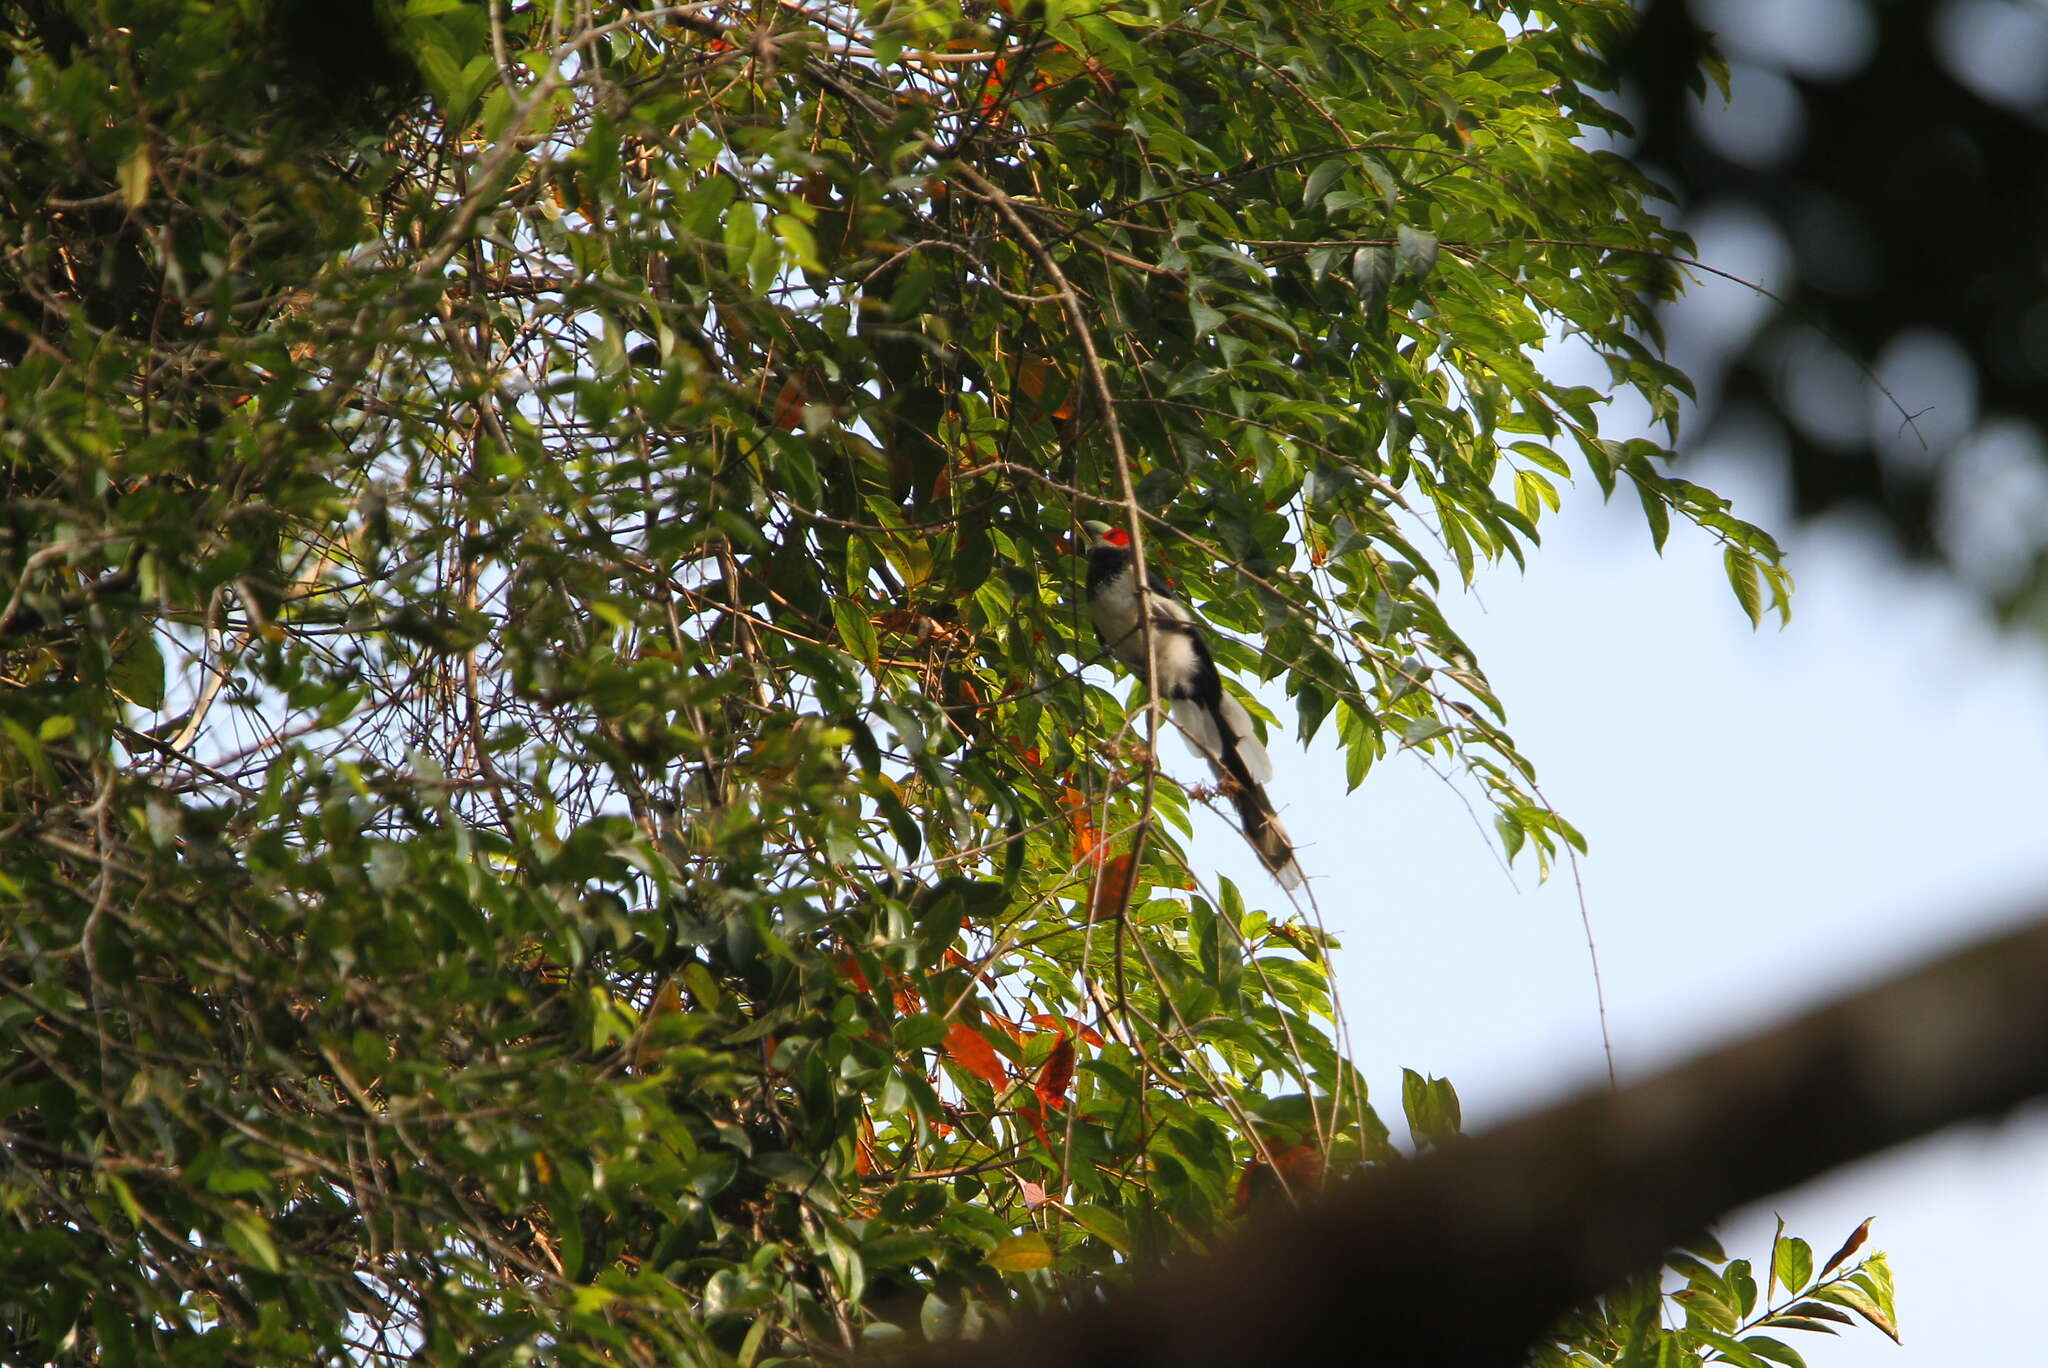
[1,2,1888,1365]
[1626,0,2048,622]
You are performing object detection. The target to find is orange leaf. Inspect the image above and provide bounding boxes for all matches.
[943,1021,1009,1090]
[943,947,996,987]
[1016,1094,1053,1152]
[1029,1013,1103,1048]
[1033,1036,1076,1113]
[1016,355,1051,402]
[1820,1217,1875,1278]
[837,954,872,995]
[855,1115,878,1176]
[1086,851,1136,923]
[1015,355,1074,420]
[770,373,808,430]
[1061,786,1100,865]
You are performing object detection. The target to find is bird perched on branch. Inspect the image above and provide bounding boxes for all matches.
[1079,520,1304,889]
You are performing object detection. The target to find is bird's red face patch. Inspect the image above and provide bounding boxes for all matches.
[1103,528,1131,547]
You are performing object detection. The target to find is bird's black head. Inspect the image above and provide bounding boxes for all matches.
[1080,520,1135,589]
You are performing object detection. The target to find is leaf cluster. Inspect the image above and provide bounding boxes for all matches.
[0,2,1857,1365]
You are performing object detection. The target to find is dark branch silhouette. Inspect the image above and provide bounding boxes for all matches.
[893,906,2048,1367]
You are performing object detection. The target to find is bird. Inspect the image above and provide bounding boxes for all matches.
[1078,520,1304,889]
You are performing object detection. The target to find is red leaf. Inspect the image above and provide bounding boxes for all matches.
[1087,852,1136,923]
[1061,786,1100,864]
[1016,355,1050,401]
[1033,1036,1076,1113]
[942,947,996,987]
[984,1012,1026,1045]
[855,1116,878,1176]
[943,1021,1009,1090]
[1029,1013,1104,1048]
[770,372,809,429]
[1016,1094,1053,1152]
[837,954,871,994]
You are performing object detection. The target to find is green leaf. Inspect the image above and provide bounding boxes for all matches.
[451,54,497,117]
[1514,468,1560,520]
[1771,1235,1812,1298]
[108,633,166,711]
[1634,476,1671,550]
[1675,1287,1738,1334]
[1351,245,1395,321]
[1724,547,1764,627]
[831,597,878,669]
[222,1207,282,1274]
[1741,1336,1808,1368]
[1400,716,1451,748]
[1812,1280,1900,1344]
[1360,155,1399,210]
[1400,1069,1461,1150]
[773,213,823,274]
[1396,224,1439,282]
[1068,1204,1131,1253]
[1301,158,1347,209]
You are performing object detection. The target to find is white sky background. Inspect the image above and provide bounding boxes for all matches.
[1172,2,2048,1352]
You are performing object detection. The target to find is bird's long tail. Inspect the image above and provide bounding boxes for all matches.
[1172,694,1305,889]
[1228,778,1304,890]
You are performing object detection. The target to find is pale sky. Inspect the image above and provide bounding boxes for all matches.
[1177,441,2048,1366]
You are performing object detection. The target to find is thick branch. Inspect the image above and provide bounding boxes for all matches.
[896,906,2048,1368]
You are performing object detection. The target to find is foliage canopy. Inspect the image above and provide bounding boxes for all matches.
[0,1,1884,1364]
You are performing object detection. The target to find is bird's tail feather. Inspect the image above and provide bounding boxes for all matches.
[1172,697,1303,889]
[1229,780,1304,889]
